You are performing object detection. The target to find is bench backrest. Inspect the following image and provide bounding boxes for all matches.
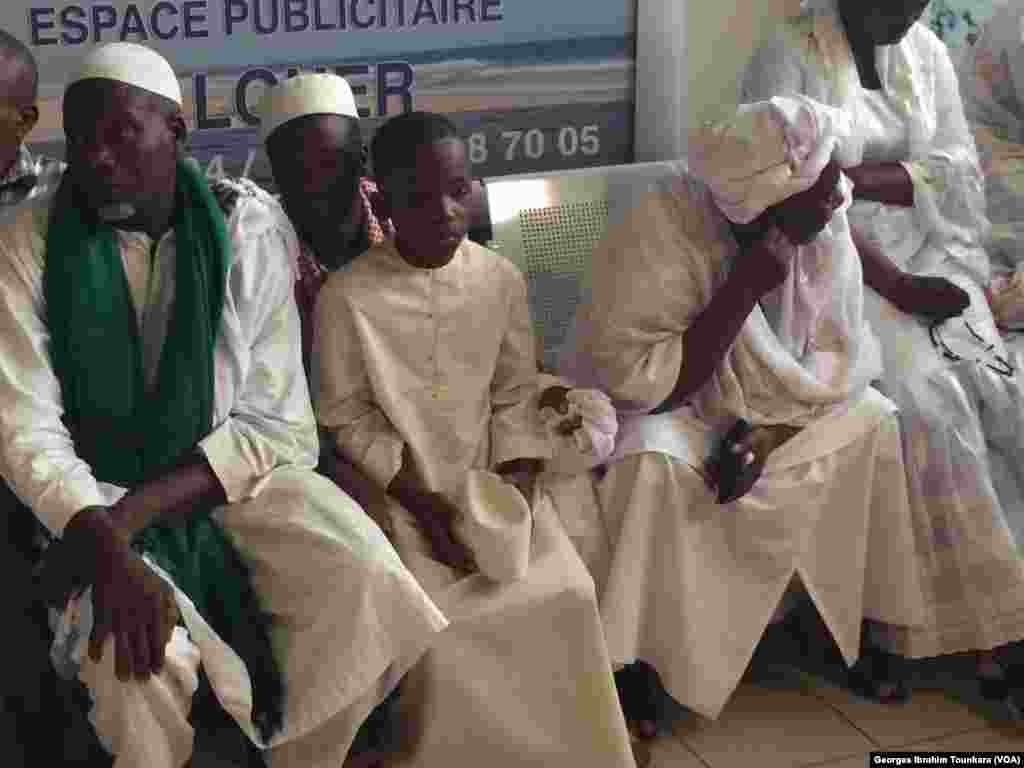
[480,161,684,370]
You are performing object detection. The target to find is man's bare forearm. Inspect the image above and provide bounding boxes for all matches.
[851,226,907,305]
[846,162,914,207]
[652,272,761,415]
[110,456,227,540]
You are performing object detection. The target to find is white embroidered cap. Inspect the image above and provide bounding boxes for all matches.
[688,94,859,224]
[69,43,182,106]
[258,73,360,144]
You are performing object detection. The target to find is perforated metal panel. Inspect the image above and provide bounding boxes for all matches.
[484,161,683,370]
[516,200,609,368]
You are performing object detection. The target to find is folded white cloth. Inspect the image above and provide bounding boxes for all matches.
[540,388,619,474]
[455,470,533,583]
[50,587,92,681]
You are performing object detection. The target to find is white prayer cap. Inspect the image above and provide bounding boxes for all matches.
[689,95,861,224]
[68,43,182,106]
[258,73,359,144]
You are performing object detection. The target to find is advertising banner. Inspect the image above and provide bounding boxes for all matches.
[7,0,636,186]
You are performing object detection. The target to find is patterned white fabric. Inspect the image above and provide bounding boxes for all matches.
[958,1,1024,328]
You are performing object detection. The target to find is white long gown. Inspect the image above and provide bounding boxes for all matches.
[561,168,926,720]
[742,0,1024,658]
[314,238,637,767]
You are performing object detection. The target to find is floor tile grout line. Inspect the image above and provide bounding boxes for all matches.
[808,681,1014,750]
[795,748,873,768]
[669,730,715,768]
[892,725,1016,750]
[804,683,883,750]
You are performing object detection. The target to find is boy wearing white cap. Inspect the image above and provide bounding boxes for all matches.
[0,42,447,768]
[564,95,926,727]
[314,111,635,767]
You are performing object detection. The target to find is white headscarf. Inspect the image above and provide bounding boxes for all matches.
[689,94,860,223]
[684,96,880,427]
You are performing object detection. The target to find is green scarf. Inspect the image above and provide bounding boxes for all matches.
[43,159,283,741]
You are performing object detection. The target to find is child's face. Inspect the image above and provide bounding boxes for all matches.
[385,138,471,269]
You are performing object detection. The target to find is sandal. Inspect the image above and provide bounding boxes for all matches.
[848,646,910,704]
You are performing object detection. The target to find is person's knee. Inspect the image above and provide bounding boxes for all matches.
[81,628,200,764]
[82,627,200,709]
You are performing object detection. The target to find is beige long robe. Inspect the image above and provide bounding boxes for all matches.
[565,170,926,720]
[314,238,636,767]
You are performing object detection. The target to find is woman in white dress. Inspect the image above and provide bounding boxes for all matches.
[743,0,1024,709]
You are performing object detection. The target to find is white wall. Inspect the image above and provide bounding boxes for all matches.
[634,0,799,161]
[686,0,800,132]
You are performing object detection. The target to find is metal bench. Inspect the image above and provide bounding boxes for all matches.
[478,161,685,371]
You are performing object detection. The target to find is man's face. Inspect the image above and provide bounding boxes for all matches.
[844,0,931,46]
[63,80,181,216]
[269,114,364,245]
[382,138,471,269]
[771,156,845,245]
[0,56,37,164]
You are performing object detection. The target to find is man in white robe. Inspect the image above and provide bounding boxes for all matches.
[0,42,447,768]
[314,110,636,767]
[564,95,926,723]
[0,27,84,768]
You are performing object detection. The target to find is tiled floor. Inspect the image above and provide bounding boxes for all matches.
[640,653,1024,768]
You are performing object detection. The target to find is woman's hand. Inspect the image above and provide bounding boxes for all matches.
[737,225,796,299]
[538,385,583,435]
[844,162,914,207]
[888,273,971,320]
[705,421,802,504]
